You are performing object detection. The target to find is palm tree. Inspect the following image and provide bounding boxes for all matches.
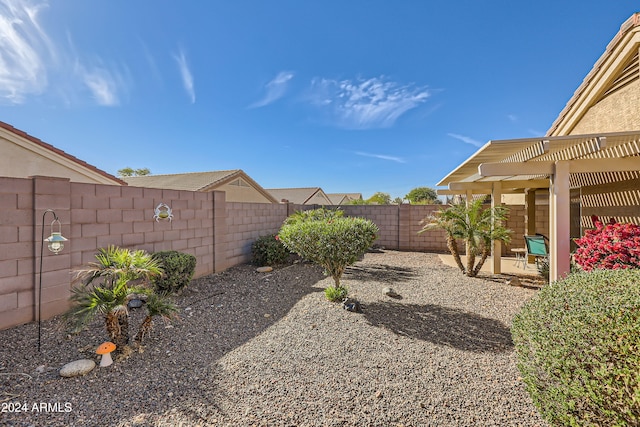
[420,197,511,277]
[65,246,163,352]
[134,293,178,344]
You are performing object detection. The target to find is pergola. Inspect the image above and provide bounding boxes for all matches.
[437,130,640,281]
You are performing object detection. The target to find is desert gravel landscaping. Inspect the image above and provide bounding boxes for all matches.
[1,250,546,426]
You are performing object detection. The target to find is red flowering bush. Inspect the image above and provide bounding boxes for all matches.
[573,216,640,271]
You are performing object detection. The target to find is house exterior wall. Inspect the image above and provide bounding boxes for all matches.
[561,79,640,229]
[216,181,275,203]
[0,175,541,331]
[306,191,332,205]
[569,80,640,135]
[580,177,640,227]
[506,204,550,251]
[0,138,119,185]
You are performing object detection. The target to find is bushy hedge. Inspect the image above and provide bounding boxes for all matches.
[251,234,290,266]
[278,211,378,290]
[152,251,196,295]
[512,269,640,426]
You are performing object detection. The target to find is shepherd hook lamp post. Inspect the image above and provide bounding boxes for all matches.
[38,209,68,351]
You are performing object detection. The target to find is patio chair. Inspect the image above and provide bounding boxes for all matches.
[524,234,549,269]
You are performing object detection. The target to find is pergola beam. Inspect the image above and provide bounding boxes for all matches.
[479,157,640,177]
[437,188,529,196]
[449,179,549,190]
[479,161,554,177]
[568,157,640,173]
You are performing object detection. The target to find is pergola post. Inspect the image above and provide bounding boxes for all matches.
[491,182,502,274]
[525,189,536,264]
[549,161,571,281]
[465,190,472,258]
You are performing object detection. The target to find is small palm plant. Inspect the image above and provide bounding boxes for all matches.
[65,246,172,352]
[420,197,511,277]
[134,293,178,344]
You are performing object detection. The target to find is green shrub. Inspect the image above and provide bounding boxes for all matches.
[511,269,640,426]
[324,285,348,302]
[278,211,378,290]
[283,207,344,226]
[251,234,290,266]
[152,251,196,295]
[536,257,549,281]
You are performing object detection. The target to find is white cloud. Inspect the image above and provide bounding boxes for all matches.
[76,66,120,106]
[0,1,130,107]
[174,47,195,103]
[507,114,518,122]
[0,0,53,103]
[355,151,406,163]
[249,71,294,108]
[447,133,483,147]
[139,39,162,84]
[309,76,430,129]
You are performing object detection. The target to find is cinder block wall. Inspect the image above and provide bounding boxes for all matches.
[0,176,217,330]
[221,201,289,269]
[69,181,215,278]
[340,205,400,248]
[0,175,547,331]
[0,177,38,329]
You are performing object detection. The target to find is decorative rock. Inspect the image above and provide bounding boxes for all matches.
[506,277,522,287]
[342,298,362,313]
[383,287,401,298]
[127,299,144,309]
[257,266,273,273]
[60,359,96,378]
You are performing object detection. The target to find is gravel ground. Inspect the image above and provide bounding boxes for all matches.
[1,251,547,427]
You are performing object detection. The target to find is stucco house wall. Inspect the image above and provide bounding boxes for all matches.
[0,122,124,186]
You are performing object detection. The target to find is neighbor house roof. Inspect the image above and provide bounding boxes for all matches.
[0,121,126,185]
[266,187,333,205]
[123,170,278,203]
[326,193,363,204]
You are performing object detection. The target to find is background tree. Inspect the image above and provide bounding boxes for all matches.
[118,167,151,177]
[393,197,404,205]
[366,192,391,205]
[405,187,442,204]
[348,198,370,205]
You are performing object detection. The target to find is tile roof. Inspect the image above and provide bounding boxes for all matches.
[266,187,327,204]
[122,170,242,191]
[547,13,640,135]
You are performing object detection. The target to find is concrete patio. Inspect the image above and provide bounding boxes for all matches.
[438,254,541,276]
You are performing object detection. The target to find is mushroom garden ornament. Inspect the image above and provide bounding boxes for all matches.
[96,342,116,367]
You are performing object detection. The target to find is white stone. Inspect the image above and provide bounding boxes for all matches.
[257,266,273,273]
[60,359,95,378]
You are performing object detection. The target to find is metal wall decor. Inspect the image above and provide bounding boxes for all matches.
[154,203,173,222]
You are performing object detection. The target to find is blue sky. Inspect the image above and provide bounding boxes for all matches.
[0,1,637,199]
